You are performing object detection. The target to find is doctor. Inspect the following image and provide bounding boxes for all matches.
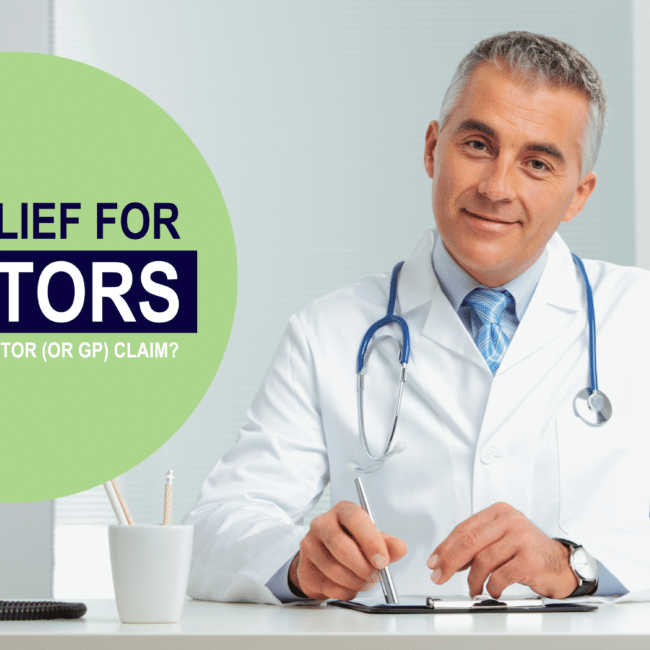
[184,32,650,604]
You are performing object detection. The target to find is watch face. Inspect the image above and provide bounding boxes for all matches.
[572,547,599,581]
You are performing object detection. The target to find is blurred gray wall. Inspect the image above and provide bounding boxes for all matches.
[0,0,52,599]
[0,0,49,53]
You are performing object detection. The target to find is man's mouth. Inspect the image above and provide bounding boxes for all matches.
[462,208,513,225]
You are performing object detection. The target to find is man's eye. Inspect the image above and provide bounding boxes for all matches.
[467,140,487,151]
[530,159,549,171]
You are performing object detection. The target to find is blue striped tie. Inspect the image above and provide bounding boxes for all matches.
[463,288,513,375]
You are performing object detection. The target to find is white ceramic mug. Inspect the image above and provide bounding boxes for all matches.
[109,524,193,623]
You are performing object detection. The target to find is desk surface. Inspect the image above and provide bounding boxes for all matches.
[1,598,649,650]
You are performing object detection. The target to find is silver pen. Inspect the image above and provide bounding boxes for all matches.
[354,476,399,604]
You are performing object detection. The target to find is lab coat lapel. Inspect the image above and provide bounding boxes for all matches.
[497,233,582,374]
[420,285,485,364]
[398,229,486,368]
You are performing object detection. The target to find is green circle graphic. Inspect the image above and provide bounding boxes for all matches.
[0,53,236,502]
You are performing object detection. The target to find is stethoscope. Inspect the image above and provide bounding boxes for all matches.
[350,254,613,476]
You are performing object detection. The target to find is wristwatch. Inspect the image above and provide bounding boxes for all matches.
[554,538,599,597]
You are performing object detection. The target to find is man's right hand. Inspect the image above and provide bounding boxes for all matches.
[288,500,407,601]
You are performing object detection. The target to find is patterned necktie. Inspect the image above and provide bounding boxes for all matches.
[463,287,513,375]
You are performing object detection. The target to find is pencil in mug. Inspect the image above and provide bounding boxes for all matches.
[163,469,174,525]
[103,478,135,525]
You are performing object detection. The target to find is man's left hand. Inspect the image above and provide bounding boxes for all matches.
[427,502,579,599]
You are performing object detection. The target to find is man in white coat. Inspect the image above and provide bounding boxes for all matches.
[184,31,650,603]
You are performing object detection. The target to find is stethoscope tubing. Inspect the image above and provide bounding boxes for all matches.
[357,262,410,372]
[571,253,598,393]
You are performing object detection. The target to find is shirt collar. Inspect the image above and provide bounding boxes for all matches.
[432,235,548,322]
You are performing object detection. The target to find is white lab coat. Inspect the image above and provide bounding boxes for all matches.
[184,228,650,604]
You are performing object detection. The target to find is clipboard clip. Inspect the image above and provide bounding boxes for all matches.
[425,597,545,610]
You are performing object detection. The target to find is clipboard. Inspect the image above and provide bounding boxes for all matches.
[328,596,598,614]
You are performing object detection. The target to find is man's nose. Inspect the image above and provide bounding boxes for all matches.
[477,158,517,203]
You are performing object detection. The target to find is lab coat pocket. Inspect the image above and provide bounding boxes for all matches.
[556,415,650,535]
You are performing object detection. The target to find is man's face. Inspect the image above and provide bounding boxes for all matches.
[424,62,597,287]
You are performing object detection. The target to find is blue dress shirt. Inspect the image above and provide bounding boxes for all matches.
[431,233,548,344]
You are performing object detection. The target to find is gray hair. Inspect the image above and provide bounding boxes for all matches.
[439,31,607,177]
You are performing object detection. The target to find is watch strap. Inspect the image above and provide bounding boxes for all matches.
[554,538,598,597]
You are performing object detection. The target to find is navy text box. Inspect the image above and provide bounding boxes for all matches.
[0,250,197,333]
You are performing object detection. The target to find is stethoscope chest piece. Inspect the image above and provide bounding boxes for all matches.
[573,388,612,426]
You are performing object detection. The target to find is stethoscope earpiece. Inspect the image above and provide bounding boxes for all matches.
[393,441,407,454]
[346,462,360,475]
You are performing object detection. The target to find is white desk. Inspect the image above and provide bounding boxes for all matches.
[1,598,649,650]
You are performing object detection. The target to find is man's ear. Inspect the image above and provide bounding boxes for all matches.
[424,121,439,179]
[562,171,597,224]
